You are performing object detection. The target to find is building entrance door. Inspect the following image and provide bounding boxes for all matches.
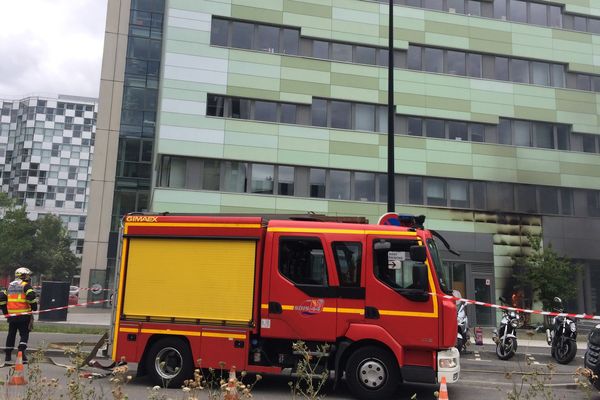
[448,262,495,327]
[472,274,494,327]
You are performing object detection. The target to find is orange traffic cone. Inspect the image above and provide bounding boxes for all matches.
[8,351,27,386]
[438,375,449,400]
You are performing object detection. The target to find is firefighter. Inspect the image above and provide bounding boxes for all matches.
[1,267,38,363]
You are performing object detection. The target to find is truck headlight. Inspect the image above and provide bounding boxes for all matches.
[439,357,457,369]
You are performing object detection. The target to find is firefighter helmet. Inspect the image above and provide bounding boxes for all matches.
[15,267,32,279]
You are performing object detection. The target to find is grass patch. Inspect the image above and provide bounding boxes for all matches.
[0,323,107,335]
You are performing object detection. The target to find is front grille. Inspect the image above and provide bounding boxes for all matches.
[588,328,600,346]
[585,343,600,369]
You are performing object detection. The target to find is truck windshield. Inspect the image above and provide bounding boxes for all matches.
[427,239,451,294]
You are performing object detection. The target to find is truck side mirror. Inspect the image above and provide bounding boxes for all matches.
[410,245,427,263]
[412,263,428,291]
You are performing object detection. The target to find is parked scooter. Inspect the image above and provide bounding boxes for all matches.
[454,290,470,353]
[492,296,521,360]
[544,297,577,364]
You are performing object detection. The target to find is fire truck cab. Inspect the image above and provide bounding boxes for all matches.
[112,213,459,400]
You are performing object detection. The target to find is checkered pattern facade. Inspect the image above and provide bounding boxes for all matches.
[0,95,97,255]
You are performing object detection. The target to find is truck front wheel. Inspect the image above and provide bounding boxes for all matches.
[146,337,194,388]
[345,346,400,400]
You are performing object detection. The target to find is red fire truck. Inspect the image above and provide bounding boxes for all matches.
[111,213,459,399]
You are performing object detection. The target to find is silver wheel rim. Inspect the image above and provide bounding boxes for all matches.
[357,358,387,390]
[498,339,512,356]
[154,346,183,380]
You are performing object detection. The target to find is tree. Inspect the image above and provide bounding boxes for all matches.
[0,195,79,280]
[0,196,36,276]
[30,214,80,281]
[514,234,579,312]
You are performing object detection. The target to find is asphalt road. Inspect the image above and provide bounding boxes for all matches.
[4,343,600,400]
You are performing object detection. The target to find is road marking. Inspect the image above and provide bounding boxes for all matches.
[474,351,481,361]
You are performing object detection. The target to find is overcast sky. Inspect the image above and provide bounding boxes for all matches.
[0,0,108,99]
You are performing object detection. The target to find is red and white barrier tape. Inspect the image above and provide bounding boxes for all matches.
[435,292,600,321]
[4,299,110,318]
[32,286,113,292]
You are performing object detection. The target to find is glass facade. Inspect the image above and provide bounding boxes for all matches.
[108,0,165,271]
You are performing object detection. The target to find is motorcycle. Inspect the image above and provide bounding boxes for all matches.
[545,297,578,364]
[492,296,521,360]
[454,291,470,353]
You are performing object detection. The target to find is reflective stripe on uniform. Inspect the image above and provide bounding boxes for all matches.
[6,280,32,314]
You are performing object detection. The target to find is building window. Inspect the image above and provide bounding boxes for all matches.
[203,159,220,191]
[354,172,375,202]
[516,185,537,213]
[278,166,294,196]
[257,25,279,53]
[449,180,469,208]
[408,177,423,205]
[447,51,466,75]
[332,43,353,62]
[539,187,559,214]
[329,170,351,200]
[231,21,253,49]
[407,117,423,136]
[311,99,328,127]
[280,103,297,124]
[254,101,277,122]
[582,134,597,153]
[310,168,326,198]
[587,191,600,217]
[355,104,375,132]
[250,164,274,194]
[313,40,329,59]
[330,101,351,129]
[222,161,247,193]
[534,122,553,149]
[448,121,468,141]
[282,29,299,55]
[426,178,446,206]
[424,48,443,73]
[425,119,444,139]
[207,94,225,117]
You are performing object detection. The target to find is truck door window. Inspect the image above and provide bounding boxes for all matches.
[373,239,426,290]
[332,242,362,287]
[279,237,328,286]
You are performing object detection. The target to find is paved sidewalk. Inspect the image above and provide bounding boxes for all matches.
[35,305,112,327]
[475,326,589,348]
[0,307,112,356]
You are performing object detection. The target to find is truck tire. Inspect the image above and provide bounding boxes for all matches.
[345,346,400,400]
[146,337,194,388]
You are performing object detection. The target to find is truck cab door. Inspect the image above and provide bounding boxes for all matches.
[329,240,365,336]
[365,236,439,349]
[261,233,337,341]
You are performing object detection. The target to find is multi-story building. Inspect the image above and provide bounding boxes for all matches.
[84,0,600,324]
[0,95,97,255]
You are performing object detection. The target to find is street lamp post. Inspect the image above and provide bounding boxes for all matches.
[387,0,395,212]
